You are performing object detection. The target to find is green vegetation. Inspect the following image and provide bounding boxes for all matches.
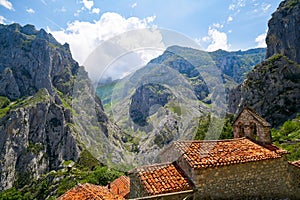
[96,81,117,106]
[0,89,50,119]
[272,115,300,161]
[194,114,234,140]
[167,102,182,116]
[283,0,300,11]
[76,149,102,170]
[0,96,10,108]
[0,166,123,199]
[0,148,123,199]
[27,142,44,155]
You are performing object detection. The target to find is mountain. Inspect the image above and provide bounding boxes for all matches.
[228,54,300,127]
[96,46,266,164]
[266,0,300,64]
[0,24,129,192]
[228,0,300,127]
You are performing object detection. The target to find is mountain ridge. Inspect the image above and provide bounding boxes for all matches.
[0,23,129,192]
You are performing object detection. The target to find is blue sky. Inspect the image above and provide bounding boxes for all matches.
[0,0,282,67]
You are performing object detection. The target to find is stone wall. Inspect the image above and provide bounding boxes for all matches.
[190,157,293,199]
[288,164,300,199]
[233,109,272,144]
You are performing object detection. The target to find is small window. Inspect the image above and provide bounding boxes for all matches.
[238,122,245,137]
[250,122,258,140]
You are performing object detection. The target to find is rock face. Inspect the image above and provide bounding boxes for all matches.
[229,0,300,127]
[130,84,173,126]
[0,24,77,100]
[229,55,300,127]
[0,89,80,190]
[0,24,127,191]
[266,0,300,64]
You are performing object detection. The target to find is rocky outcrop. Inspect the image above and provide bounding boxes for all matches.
[229,0,300,127]
[228,54,300,127]
[0,23,78,100]
[0,89,80,190]
[130,83,173,126]
[266,0,300,64]
[149,49,210,100]
[0,24,127,191]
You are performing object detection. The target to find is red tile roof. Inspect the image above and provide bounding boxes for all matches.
[290,160,300,168]
[57,183,124,200]
[109,176,130,198]
[133,162,193,196]
[173,138,284,169]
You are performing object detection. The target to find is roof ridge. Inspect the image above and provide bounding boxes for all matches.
[129,162,174,173]
[175,137,246,143]
[246,107,271,126]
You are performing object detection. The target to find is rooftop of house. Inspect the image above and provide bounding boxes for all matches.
[233,106,271,127]
[57,183,124,200]
[171,137,286,169]
[109,176,130,198]
[130,162,193,196]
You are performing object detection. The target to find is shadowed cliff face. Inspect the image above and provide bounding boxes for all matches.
[229,0,300,127]
[266,0,300,64]
[228,55,300,127]
[0,24,127,191]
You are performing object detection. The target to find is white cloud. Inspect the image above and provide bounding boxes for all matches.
[255,31,267,48]
[49,12,157,66]
[253,2,271,14]
[131,2,137,8]
[262,3,271,13]
[81,0,94,10]
[228,0,246,11]
[0,0,13,10]
[0,15,6,24]
[212,23,223,29]
[202,27,230,51]
[26,8,35,14]
[59,6,67,12]
[227,16,233,23]
[92,8,100,14]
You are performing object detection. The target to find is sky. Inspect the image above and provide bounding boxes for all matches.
[0,0,283,80]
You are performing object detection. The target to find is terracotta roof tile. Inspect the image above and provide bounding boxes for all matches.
[290,160,300,168]
[58,183,124,200]
[173,138,283,169]
[109,176,130,198]
[134,162,193,196]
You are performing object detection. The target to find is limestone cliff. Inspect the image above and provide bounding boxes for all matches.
[266,0,300,64]
[0,24,127,191]
[228,55,300,127]
[229,0,300,127]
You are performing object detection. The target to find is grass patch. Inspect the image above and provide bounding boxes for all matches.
[272,115,300,161]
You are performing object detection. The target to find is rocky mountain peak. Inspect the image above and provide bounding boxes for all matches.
[229,0,300,127]
[0,23,77,100]
[266,0,300,64]
[0,24,127,191]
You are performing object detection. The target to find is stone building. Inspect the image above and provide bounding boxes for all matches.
[233,106,272,144]
[129,107,300,199]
